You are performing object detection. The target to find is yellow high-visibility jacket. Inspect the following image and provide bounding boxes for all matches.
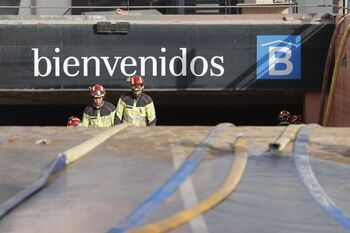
[115,92,156,127]
[81,101,116,127]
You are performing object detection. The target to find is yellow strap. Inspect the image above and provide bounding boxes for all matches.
[269,124,303,153]
[130,136,248,233]
[63,124,130,164]
[323,24,350,126]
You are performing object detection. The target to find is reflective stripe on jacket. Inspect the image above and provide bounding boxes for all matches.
[115,92,156,127]
[81,101,116,127]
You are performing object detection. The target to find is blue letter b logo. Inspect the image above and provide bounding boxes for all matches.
[257,35,301,80]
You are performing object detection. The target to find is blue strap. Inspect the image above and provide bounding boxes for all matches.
[0,154,67,219]
[294,124,350,231]
[108,123,232,233]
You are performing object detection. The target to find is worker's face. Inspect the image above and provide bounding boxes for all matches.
[93,96,104,107]
[131,84,143,97]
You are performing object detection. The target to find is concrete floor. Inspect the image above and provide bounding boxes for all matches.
[0,126,349,233]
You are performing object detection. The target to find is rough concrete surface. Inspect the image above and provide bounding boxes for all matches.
[0,126,349,233]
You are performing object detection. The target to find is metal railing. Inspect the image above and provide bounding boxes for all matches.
[0,3,348,15]
[0,4,345,9]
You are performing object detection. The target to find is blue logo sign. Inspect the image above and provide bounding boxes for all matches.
[257,35,301,80]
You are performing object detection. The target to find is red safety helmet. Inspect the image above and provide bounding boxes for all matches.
[67,116,81,127]
[90,84,106,97]
[278,110,291,123]
[290,114,302,124]
[127,75,145,90]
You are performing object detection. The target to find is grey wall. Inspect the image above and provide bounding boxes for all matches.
[19,0,72,15]
[296,0,333,13]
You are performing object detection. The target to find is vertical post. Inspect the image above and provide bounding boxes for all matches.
[65,0,72,15]
[335,0,345,14]
[19,0,30,15]
[30,0,36,15]
[178,0,185,14]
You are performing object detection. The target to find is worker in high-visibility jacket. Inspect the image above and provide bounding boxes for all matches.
[81,84,116,127]
[115,75,156,126]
